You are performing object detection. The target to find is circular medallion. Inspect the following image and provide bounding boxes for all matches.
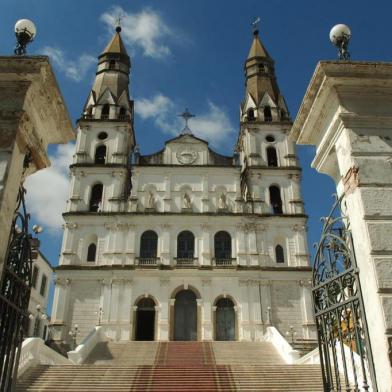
[176,150,198,165]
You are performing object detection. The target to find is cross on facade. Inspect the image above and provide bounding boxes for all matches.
[178,108,195,135]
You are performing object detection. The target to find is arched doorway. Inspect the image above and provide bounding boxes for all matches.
[215,298,235,341]
[174,290,197,341]
[135,298,155,341]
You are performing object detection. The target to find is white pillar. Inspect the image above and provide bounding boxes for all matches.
[291,61,392,391]
[51,277,72,341]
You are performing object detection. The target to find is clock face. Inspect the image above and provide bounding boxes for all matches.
[176,149,199,165]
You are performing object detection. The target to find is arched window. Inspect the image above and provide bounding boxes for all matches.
[140,230,158,259]
[177,231,194,259]
[275,245,285,263]
[89,183,103,212]
[95,145,107,164]
[119,107,127,120]
[101,104,110,119]
[87,243,97,262]
[247,108,255,121]
[264,106,272,122]
[269,186,283,214]
[85,106,93,118]
[109,59,116,69]
[214,231,232,261]
[266,146,278,167]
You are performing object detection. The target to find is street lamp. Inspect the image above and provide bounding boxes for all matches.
[285,325,297,344]
[14,19,37,55]
[266,306,272,325]
[329,24,351,60]
[95,307,104,326]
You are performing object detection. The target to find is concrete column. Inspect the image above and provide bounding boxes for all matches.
[239,280,250,340]
[201,224,211,266]
[158,278,170,341]
[246,224,258,266]
[236,225,247,266]
[291,61,392,391]
[202,279,212,340]
[160,224,171,266]
[51,277,72,341]
[125,225,136,265]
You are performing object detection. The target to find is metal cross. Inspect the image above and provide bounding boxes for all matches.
[178,108,195,135]
[115,14,122,32]
[252,16,261,34]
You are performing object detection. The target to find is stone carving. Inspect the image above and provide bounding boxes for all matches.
[147,191,155,209]
[183,193,192,209]
[218,193,228,210]
[176,149,198,164]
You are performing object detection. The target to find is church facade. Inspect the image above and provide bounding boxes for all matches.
[51,26,315,345]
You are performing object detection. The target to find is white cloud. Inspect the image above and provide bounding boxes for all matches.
[101,6,172,59]
[25,143,74,233]
[135,94,235,146]
[41,46,96,82]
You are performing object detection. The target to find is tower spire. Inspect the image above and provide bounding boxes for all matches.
[242,23,289,122]
[82,25,133,123]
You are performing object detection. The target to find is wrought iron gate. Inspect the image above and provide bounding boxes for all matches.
[0,186,37,391]
[312,194,377,391]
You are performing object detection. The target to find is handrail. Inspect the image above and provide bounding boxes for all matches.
[264,326,300,364]
[67,326,105,364]
[18,338,72,377]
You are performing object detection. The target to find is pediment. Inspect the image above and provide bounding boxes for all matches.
[243,93,257,112]
[96,88,116,105]
[259,92,277,108]
[117,90,130,108]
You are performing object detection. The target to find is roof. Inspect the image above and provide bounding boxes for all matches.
[102,31,128,56]
[247,33,270,59]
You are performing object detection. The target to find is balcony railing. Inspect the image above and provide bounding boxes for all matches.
[174,258,198,268]
[136,257,160,267]
[213,258,236,267]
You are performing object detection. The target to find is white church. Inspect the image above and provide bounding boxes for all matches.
[50,25,315,345]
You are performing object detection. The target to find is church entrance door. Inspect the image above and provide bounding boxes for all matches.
[135,298,155,341]
[216,298,235,341]
[174,290,197,341]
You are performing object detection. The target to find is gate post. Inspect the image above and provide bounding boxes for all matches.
[291,61,392,391]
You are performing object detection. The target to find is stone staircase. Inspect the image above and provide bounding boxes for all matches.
[16,341,325,391]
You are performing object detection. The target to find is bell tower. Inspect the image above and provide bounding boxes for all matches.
[236,25,304,216]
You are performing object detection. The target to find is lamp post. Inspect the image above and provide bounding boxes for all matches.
[14,19,36,55]
[329,24,351,60]
[266,306,272,325]
[95,307,104,326]
[285,325,297,344]
[69,324,79,349]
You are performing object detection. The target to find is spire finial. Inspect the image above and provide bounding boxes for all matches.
[115,15,122,33]
[252,16,261,36]
[178,108,195,135]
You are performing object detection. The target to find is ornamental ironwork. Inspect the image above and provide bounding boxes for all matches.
[312,194,377,391]
[0,185,38,391]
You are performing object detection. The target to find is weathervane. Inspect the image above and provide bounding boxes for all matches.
[252,16,261,35]
[178,108,195,135]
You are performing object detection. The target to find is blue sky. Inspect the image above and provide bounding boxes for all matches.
[2,0,391,309]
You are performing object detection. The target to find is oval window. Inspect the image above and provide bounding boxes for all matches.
[98,132,108,140]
